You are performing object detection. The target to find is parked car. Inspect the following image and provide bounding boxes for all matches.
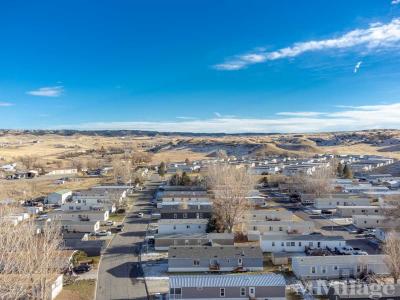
[105,221,114,226]
[73,264,92,274]
[95,230,111,236]
[338,246,354,255]
[136,212,144,218]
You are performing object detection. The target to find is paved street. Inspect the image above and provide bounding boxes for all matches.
[96,175,160,300]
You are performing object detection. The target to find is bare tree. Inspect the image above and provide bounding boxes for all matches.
[131,151,152,165]
[207,164,255,233]
[18,155,38,170]
[0,206,67,299]
[287,166,334,197]
[112,159,132,184]
[86,158,101,170]
[383,231,400,283]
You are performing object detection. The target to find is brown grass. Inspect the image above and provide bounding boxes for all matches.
[56,279,95,300]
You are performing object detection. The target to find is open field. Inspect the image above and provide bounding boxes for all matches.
[2,130,400,167]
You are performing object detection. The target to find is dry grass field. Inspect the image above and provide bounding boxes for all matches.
[1,130,400,169]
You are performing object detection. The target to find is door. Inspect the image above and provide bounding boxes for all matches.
[249,287,255,298]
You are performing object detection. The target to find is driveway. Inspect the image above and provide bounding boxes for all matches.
[96,175,161,300]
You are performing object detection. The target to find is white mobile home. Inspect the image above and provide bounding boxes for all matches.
[260,234,345,253]
[157,219,208,235]
[313,197,370,210]
[47,190,72,205]
[292,255,389,280]
[336,205,383,217]
[352,215,392,229]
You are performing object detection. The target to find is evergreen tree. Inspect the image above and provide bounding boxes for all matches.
[337,162,344,177]
[343,164,353,179]
[158,161,166,177]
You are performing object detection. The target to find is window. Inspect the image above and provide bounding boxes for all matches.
[311,266,316,274]
[272,242,275,247]
[269,226,273,231]
[173,214,177,219]
[186,225,190,229]
[253,226,257,231]
[173,225,176,230]
[334,266,338,271]
[183,213,188,219]
[281,242,284,246]
[357,265,361,273]
[298,242,302,246]
[238,258,243,265]
[291,242,295,246]
[240,287,246,296]
[286,242,290,246]
[193,259,200,266]
[309,242,313,247]
[279,227,283,231]
[321,266,326,274]
[185,240,189,245]
[220,288,225,297]
[170,288,182,295]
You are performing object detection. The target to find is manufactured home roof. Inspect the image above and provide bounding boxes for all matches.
[158,219,208,225]
[169,246,262,259]
[53,189,71,195]
[169,274,286,288]
[292,254,386,265]
[261,234,344,241]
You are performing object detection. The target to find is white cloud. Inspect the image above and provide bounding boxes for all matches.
[215,19,400,70]
[354,61,363,73]
[176,116,197,120]
[392,0,400,5]
[56,102,400,133]
[276,111,326,117]
[27,86,64,97]
[0,102,14,107]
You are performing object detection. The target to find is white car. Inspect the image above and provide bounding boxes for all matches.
[137,212,144,218]
[95,230,111,236]
[339,246,354,255]
[105,221,114,226]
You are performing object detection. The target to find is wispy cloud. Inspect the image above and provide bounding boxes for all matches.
[57,102,400,133]
[215,19,400,70]
[392,0,400,5]
[214,112,222,118]
[354,61,363,73]
[176,116,197,120]
[0,102,14,107]
[27,86,64,97]
[276,111,326,117]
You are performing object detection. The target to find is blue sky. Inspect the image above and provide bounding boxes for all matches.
[1,0,400,133]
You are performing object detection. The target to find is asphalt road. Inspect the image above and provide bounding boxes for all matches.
[96,175,160,300]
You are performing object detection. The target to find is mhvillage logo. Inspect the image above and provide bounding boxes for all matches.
[305,280,397,299]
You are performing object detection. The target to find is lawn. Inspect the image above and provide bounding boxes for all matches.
[56,279,96,300]
[108,213,125,222]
